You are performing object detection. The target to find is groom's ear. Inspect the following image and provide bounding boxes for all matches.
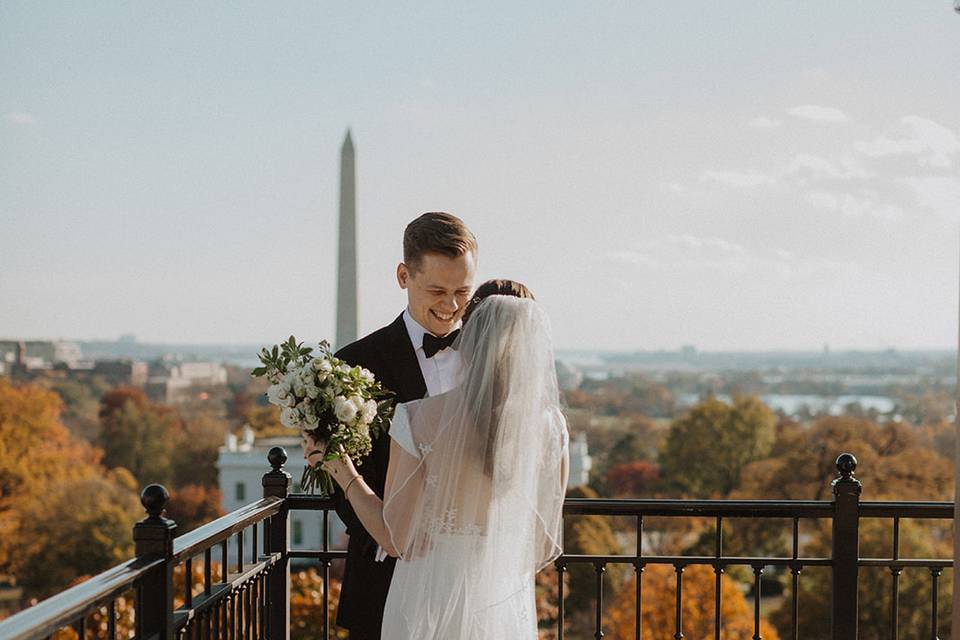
[397,262,410,289]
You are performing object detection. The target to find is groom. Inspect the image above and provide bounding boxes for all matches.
[333,211,478,640]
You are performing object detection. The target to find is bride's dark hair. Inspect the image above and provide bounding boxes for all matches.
[462,279,534,325]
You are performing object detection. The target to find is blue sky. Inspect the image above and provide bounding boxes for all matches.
[2,2,959,350]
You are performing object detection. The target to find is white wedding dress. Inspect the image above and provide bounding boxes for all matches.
[378,297,569,640]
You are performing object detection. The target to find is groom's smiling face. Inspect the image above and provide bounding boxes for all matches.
[398,251,477,337]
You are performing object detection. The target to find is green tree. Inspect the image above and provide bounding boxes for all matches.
[171,414,229,489]
[98,388,179,486]
[660,396,775,497]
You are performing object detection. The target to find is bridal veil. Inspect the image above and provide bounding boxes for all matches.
[380,295,569,639]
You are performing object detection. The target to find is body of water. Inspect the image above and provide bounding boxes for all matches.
[677,393,897,416]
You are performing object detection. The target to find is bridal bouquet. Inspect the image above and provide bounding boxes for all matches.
[251,337,394,494]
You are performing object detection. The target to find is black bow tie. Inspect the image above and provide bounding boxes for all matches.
[422,329,460,358]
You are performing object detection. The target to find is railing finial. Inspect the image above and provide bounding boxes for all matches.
[140,484,170,519]
[268,446,288,472]
[835,452,858,482]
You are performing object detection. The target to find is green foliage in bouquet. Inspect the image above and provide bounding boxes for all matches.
[252,337,395,494]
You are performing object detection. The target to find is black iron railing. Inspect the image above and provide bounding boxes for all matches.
[0,449,951,640]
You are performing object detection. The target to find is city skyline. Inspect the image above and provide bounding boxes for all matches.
[2,3,959,351]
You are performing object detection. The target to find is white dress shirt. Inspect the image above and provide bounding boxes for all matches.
[402,308,462,396]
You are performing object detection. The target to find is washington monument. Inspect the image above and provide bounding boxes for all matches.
[336,130,357,349]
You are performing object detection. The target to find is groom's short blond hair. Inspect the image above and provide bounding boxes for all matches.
[403,212,478,273]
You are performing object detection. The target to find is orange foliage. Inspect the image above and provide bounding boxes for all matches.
[290,568,349,639]
[166,484,225,534]
[0,379,103,575]
[606,461,661,497]
[605,564,779,640]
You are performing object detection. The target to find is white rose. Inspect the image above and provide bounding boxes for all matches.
[334,395,358,423]
[266,384,284,405]
[350,395,364,411]
[338,363,352,374]
[362,399,378,424]
[303,404,320,427]
[292,378,306,397]
[360,368,375,382]
[280,407,300,428]
[305,383,320,399]
[314,358,333,373]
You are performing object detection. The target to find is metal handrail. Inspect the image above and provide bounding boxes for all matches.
[0,448,953,640]
[858,501,953,518]
[0,556,163,640]
[563,498,837,517]
[173,496,283,561]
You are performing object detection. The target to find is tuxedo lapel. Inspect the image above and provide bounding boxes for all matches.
[383,314,427,402]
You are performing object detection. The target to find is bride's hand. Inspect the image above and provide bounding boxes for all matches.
[321,451,360,490]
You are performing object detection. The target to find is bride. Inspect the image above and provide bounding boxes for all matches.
[320,295,569,639]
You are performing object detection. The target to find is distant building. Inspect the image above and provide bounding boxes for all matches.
[0,340,82,370]
[92,359,149,386]
[568,432,592,489]
[145,360,228,403]
[217,428,347,564]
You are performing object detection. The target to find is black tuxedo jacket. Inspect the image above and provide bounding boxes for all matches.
[333,313,426,638]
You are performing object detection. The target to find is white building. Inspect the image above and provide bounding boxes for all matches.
[147,360,229,403]
[217,427,347,564]
[568,432,592,488]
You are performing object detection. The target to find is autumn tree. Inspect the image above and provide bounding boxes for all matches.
[0,379,104,578]
[605,564,780,639]
[660,396,775,497]
[290,568,349,639]
[39,376,109,443]
[170,414,230,489]
[605,461,661,498]
[166,484,225,534]
[563,485,627,636]
[536,567,569,639]
[243,405,289,439]
[734,415,955,638]
[98,388,180,486]
[16,469,142,599]
[768,519,952,638]
[735,417,953,503]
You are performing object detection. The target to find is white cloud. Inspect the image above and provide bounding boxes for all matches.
[898,176,960,221]
[701,169,775,188]
[608,235,856,278]
[5,112,37,126]
[749,116,781,129]
[662,181,687,194]
[663,234,747,256]
[805,189,903,221]
[605,250,659,268]
[784,154,872,181]
[787,105,851,123]
[702,154,869,191]
[855,116,960,168]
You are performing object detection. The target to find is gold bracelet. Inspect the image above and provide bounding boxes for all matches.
[344,474,362,498]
